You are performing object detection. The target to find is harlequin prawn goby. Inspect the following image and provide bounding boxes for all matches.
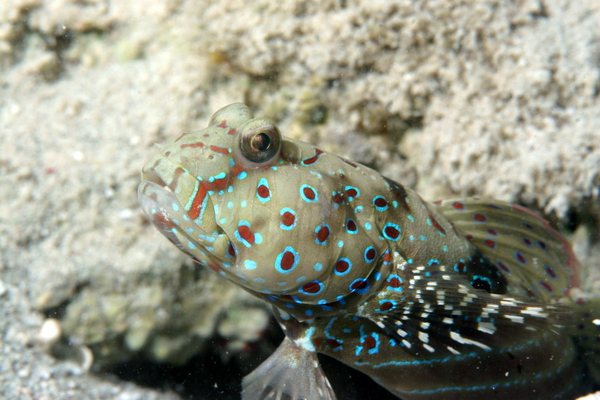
[138,103,599,400]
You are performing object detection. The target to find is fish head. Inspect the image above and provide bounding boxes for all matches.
[139,103,386,304]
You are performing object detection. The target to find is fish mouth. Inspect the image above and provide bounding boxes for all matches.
[138,160,231,270]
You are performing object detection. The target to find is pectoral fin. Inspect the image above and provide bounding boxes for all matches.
[357,253,572,356]
[242,336,337,400]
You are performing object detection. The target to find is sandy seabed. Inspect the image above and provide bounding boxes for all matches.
[1,0,599,399]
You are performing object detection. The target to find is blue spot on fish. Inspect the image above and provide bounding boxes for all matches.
[244,259,257,270]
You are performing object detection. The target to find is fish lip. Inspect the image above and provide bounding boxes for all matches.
[139,158,230,268]
[139,178,231,266]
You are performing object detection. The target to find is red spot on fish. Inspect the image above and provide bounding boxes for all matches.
[280,251,295,271]
[345,187,358,198]
[465,234,474,241]
[210,145,230,155]
[545,265,557,279]
[217,120,228,128]
[363,336,376,350]
[351,279,368,290]
[484,239,497,248]
[316,225,330,243]
[237,225,255,245]
[365,248,377,261]
[227,128,237,135]
[302,281,321,293]
[302,149,324,165]
[281,212,295,227]
[303,186,317,201]
[497,261,510,273]
[473,213,487,223]
[388,277,401,288]
[452,201,465,210]
[326,339,342,349]
[429,215,447,235]
[384,225,400,240]
[188,182,208,220]
[181,142,205,149]
[257,184,270,199]
[335,259,350,274]
[539,280,553,292]
[383,252,392,263]
[332,192,345,203]
[374,197,388,208]
[380,301,394,311]
[486,228,498,236]
[455,262,466,272]
[346,219,357,232]
[228,242,236,256]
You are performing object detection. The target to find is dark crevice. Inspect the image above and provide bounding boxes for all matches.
[106,345,243,400]
[102,315,398,400]
[105,317,283,400]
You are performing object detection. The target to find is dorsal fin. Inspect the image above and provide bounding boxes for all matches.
[433,198,580,300]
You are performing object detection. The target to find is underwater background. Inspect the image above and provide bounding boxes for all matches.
[1,0,599,399]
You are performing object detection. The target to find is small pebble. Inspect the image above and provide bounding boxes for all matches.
[37,318,61,347]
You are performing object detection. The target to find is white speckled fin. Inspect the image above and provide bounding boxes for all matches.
[358,254,572,357]
[242,336,337,400]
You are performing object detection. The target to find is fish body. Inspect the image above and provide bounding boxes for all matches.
[139,103,597,399]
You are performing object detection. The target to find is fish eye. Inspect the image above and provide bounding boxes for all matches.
[239,119,282,165]
[250,132,271,152]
